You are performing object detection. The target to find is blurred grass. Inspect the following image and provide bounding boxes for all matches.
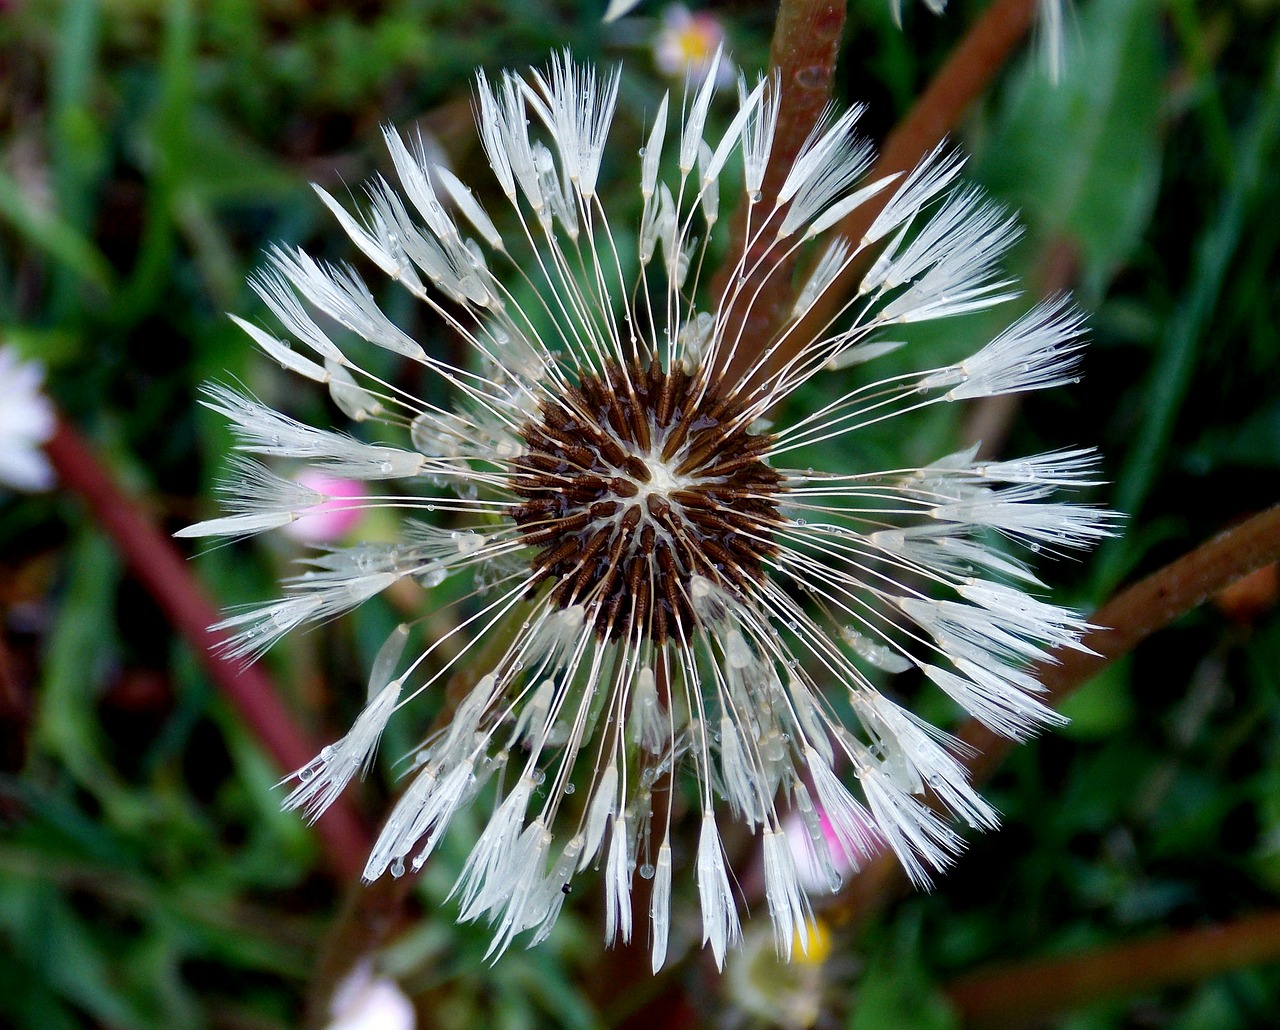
[0,0,1278,1027]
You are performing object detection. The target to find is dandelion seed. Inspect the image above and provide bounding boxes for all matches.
[190,54,1113,968]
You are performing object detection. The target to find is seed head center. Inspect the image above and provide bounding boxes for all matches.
[509,361,783,644]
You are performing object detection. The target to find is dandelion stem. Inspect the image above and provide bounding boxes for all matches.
[45,416,372,881]
[946,907,1280,1023]
[724,0,1039,387]
[825,501,1280,928]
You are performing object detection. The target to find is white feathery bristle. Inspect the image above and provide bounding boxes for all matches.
[696,813,741,970]
[650,841,673,973]
[924,297,1087,400]
[282,677,403,821]
[762,829,815,960]
[604,813,634,945]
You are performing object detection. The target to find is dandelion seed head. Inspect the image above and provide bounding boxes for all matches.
[189,51,1114,969]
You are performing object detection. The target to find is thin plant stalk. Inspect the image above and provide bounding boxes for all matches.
[724,0,1039,385]
[46,416,372,881]
[947,907,1280,1024]
[826,503,1280,929]
[709,0,847,380]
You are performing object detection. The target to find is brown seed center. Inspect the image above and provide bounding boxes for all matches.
[509,361,783,644]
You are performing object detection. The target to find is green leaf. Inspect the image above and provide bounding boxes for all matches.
[850,919,959,1030]
[1057,656,1136,739]
[174,110,304,204]
[35,530,121,785]
[1186,400,1280,470]
[978,0,1164,288]
[0,169,114,292]
[0,883,149,1029]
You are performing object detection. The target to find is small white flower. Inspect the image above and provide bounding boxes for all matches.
[652,6,735,88]
[326,960,415,1030]
[191,54,1115,970]
[0,345,55,493]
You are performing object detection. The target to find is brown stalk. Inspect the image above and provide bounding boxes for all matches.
[46,416,372,881]
[824,502,1280,929]
[723,0,1039,387]
[708,0,847,388]
[947,908,1280,1024]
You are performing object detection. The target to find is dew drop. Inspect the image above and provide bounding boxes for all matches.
[564,783,576,795]
[390,858,405,878]
[794,65,829,89]
[418,561,448,588]
[639,863,656,880]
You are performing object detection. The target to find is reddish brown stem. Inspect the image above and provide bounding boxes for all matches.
[825,503,1280,928]
[710,0,847,385]
[947,909,1280,1024]
[46,416,371,880]
[727,0,1038,387]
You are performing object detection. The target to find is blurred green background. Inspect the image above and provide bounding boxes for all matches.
[2,0,1279,1027]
